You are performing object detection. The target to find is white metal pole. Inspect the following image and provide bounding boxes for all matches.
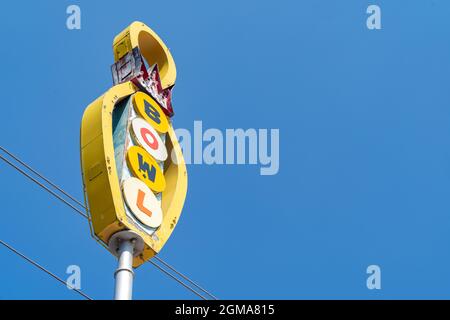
[114,239,135,300]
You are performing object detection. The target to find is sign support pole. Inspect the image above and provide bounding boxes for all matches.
[114,238,135,300]
[109,230,145,300]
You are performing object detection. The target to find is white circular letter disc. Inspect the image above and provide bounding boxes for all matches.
[131,117,168,161]
[122,177,163,228]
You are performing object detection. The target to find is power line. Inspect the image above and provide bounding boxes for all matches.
[0,146,85,209]
[0,145,217,300]
[149,259,207,300]
[0,154,89,219]
[154,256,218,300]
[0,239,93,300]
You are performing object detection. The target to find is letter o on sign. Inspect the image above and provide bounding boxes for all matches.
[131,118,168,161]
[122,177,163,228]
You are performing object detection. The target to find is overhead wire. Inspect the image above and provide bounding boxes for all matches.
[0,146,85,209]
[154,256,218,300]
[0,239,93,300]
[148,259,207,300]
[0,154,89,219]
[0,145,217,300]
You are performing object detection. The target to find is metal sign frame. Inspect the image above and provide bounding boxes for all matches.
[80,22,187,268]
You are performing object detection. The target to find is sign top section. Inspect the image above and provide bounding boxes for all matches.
[111,22,176,117]
[112,21,177,89]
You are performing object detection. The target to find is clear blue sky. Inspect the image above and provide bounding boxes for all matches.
[1,0,450,299]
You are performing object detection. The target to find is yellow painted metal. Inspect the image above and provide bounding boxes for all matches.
[126,145,166,193]
[81,22,186,268]
[80,81,188,268]
[113,21,177,89]
[133,92,169,133]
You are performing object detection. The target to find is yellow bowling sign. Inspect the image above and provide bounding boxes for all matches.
[80,22,187,268]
